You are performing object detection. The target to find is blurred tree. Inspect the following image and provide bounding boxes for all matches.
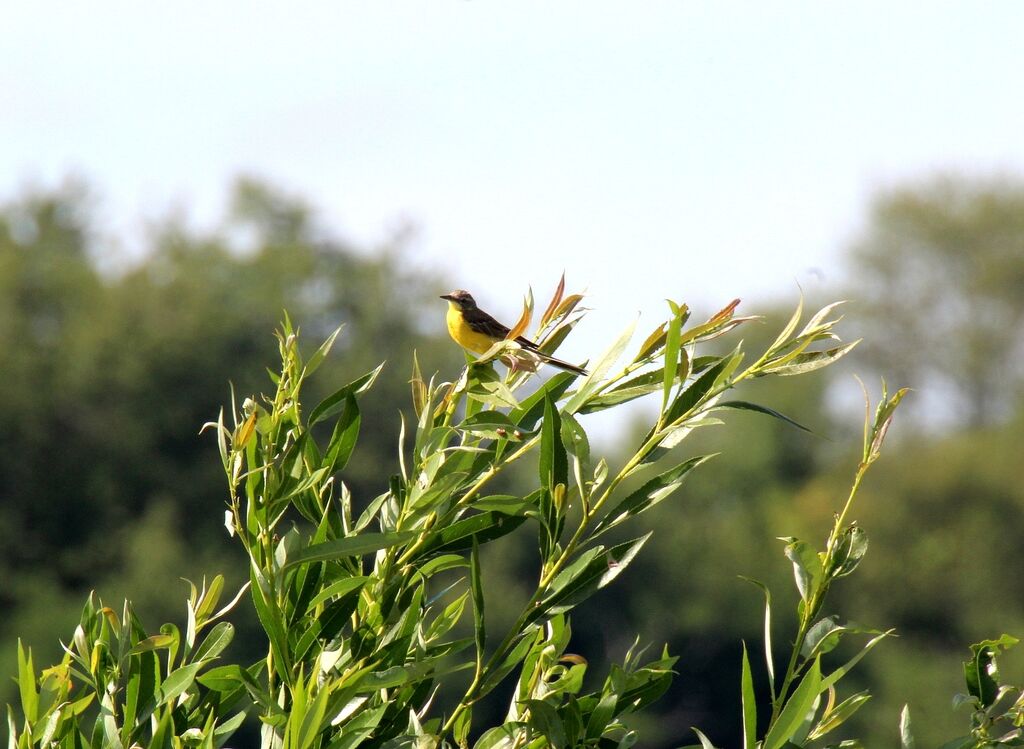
[845,174,1024,427]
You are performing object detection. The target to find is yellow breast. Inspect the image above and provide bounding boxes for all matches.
[446,302,497,354]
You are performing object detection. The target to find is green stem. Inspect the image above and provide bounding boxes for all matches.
[768,462,869,725]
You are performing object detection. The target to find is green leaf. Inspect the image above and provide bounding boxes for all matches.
[808,690,871,741]
[663,302,684,413]
[763,656,821,749]
[474,725,521,749]
[740,643,756,749]
[964,634,1019,708]
[467,364,520,409]
[661,351,738,427]
[739,577,775,696]
[157,662,202,706]
[17,640,38,724]
[416,512,527,558]
[470,538,486,658]
[715,400,812,432]
[457,410,533,441]
[540,393,567,491]
[801,616,844,659]
[323,393,360,475]
[565,318,638,414]
[480,628,540,694]
[691,727,719,749]
[472,495,536,516]
[585,691,618,741]
[560,412,590,473]
[780,537,821,603]
[525,699,567,748]
[577,360,688,414]
[511,372,576,430]
[304,325,343,378]
[542,534,651,615]
[594,455,711,536]
[831,526,869,577]
[899,704,915,749]
[308,363,384,426]
[192,621,234,662]
[284,532,414,569]
[820,630,893,692]
[325,704,386,749]
[759,341,859,377]
[305,577,369,612]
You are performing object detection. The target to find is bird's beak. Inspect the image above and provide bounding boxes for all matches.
[440,293,454,301]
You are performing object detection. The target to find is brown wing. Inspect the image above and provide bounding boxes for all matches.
[462,306,512,340]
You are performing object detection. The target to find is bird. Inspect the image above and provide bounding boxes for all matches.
[440,289,588,376]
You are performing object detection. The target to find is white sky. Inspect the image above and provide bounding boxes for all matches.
[4,3,1024,361]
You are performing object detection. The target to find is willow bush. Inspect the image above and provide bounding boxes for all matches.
[10,281,923,748]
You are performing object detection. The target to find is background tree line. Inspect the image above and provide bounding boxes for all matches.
[2,173,1022,747]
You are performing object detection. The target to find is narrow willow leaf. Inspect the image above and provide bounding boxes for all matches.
[410,352,427,420]
[525,699,568,748]
[661,352,737,427]
[759,341,859,377]
[192,621,234,662]
[540,272,567,330]
[480,627,540,695]
[414,512,527,558]
[763,657,821,749]
[506,292,533,342]
[540,393,567,491]
[780,537,821,603]
[767,296,804,354]
[158,662,203,705]
[899,704,915,749]
[691,727,719,749]
[831,526,869,577]
[324,393,360,475]
[715,401,812,433]
[635,322,667,362]
[470,538,486,658]
[595,455,712,537]
[565,318,638,413]
[808,691,871,741]
[740,643,756,749]
[467,363,520,409]
[16,640,37,724]
[542,534,651,614]
[305,577,369,612]
[802,616,845,659]
[474,724,521,749]
[472,495,537,516]
[819,630,894,692]
[585,692,618,741]
[740,577,775,696]
[308,363,385,426]
[561,409,593,475]
[457,410,533,441]
[127,634,177,655]
[662,304,684,412]
[553,293,584,321]
[510,371,576,430]
[305,325,343,378]
[801,300,847,336]
[284,532,414,569]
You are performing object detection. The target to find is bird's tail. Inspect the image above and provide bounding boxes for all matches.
[536,351,588,376]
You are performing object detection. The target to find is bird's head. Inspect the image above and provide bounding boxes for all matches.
[440,290,477,309]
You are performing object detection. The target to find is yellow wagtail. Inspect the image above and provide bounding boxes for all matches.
[440,289,588,375]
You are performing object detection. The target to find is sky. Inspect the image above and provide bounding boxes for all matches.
[4,3,1024,366]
